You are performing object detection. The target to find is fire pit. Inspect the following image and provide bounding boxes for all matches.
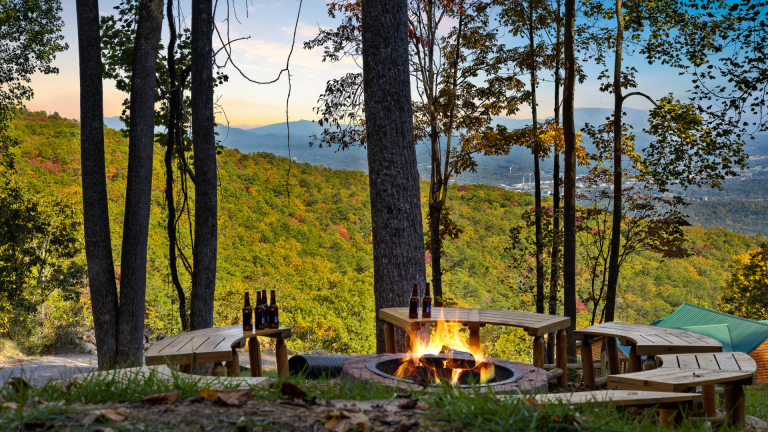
[342,354,547,393]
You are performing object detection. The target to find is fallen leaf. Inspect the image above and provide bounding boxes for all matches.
[79,413,98,426]
[280,381,308,399]
[693,372,705,378]
[525,395,543,411]
[215,389,253,407]
[281,395,317,408]
[2,402,19,410]
[397,399,418,410]
[415,402,429,410]
[90,408,128,422]
[198,389,219,401]
[23,420,54,431]
[142,391,180,406]
[325,410,371,432]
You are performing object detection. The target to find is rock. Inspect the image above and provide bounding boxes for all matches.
[350,353,358,357]
[89,348,97,355]
[262,348,275,355]
[82,343,97,354]
[150,337,157,343]
[747,415,768,430]
[286,349,294,355]
[143,343,151,351]
[311,349,328,356]
[297,351,308,356]
[143,328,151,338]
[157,334,166,341]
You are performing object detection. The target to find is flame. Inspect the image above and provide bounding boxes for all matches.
[391,308,497,385]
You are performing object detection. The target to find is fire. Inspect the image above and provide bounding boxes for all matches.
[392,309,497,386]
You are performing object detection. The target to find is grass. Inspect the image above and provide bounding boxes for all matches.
[0,338,24,364]
[1,368,765,431]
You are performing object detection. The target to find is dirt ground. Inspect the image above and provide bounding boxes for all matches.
[30,396,440,432]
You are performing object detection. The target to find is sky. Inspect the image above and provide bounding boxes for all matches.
[26,0,697,129]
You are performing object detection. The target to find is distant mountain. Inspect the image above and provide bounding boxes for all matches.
[245,119,325,136]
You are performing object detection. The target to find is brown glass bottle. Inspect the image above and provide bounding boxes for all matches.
[269,289,279,328]
[242,291,253,331]
[408,283,419,319]
[256,291,266,330]
[422,282,432,318]
[261,288,268,327]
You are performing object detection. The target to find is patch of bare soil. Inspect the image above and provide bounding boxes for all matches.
[30,397,443,432]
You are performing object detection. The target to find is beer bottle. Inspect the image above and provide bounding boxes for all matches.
[422,282,432,318]
[242,291,253,332]
[261,288,268,327]
[408,282,419,319]
[269,289,279,328]
[256,291,266,330]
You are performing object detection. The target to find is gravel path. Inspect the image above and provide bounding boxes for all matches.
[0,352,280,386]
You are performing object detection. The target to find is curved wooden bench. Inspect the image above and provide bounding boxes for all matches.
[575,322,722,391]
[145,325,292,378]
[608,353,756,428]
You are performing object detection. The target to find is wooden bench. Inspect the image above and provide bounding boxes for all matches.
[608,352,756,427]
[144,325,292,378]
[379,307,571,386]
[537,390,703,426]
[575,322,722,390]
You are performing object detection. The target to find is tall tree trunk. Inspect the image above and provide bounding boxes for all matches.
[166,0,187,331]
[76,0,119,369]
[115,0,163,367]
[529,9,545,317]
[362,0,427,353]
[547,0,563,365]
[604,0,624,323]
[562,0,578,361]
[190,0,217,332]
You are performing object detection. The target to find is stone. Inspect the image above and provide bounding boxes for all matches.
[157,334,166,341]
[143,329,151,338]
[311,349,328,356]
[350,353,359,357]
[89,348,97,355]
[82,343,96,354]
[143,343,151,351]
[150,337,157,343]
[286,349,294,355]
[262,348,275,355]
[747,415,768,430]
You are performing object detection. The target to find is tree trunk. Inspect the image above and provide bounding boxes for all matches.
[604,0,624,323]
[562,0,578,362]
[362,0,427,354]
[166,0,187,331]
[547,0,563,364]
[190,0,218,332]
[76,0,119,369]
[429,198,443,301]
[529,14,545,317]
[115,0,164,367]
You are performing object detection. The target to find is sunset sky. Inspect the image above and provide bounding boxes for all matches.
[26,0,695,129]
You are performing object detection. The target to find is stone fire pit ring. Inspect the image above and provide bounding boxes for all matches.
[341,354,548,394]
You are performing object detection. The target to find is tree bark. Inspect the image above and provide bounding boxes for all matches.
[116,0,164,367]
[166,0,187,331]
[604,0,624,324]
[362,0,427,353]
[76,0,119,369]
[190,0,217,332]
[528,9,545,317]
[548,0,563,364]
[562,0,578,361]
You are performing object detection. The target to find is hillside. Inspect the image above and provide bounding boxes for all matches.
[7,111,762,360]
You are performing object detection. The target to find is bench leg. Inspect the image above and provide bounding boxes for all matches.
[249,338,263,377]
[581,337,596,390]
[468,325,481,353]
[533,336,545,369]
[276,338,289,378]
[226,349,240,376]
[212,362,226,376]
[556,329,568,387]
[725,383,746,428]
[702,384,716,417]
[384,322,396,354]
[628,344,641,373]
[658,408,678,427]
[644,355,657,371]
[179,363,191,374]
[605,337,621,375]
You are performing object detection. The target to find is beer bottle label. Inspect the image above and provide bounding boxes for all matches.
[261,310,266,326]
[425,302,431,315]
[274,311,279,326]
